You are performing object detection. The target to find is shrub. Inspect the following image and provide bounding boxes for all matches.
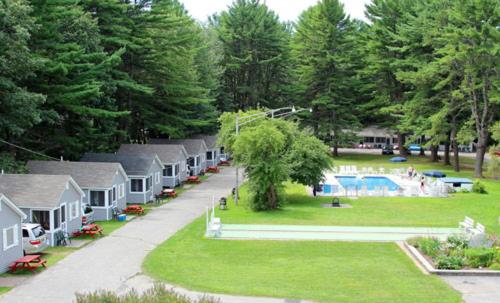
[435,255,465,270]
[472,180,487,194]
[76,284,220,303]
[464,248,496,268]
[446,235,469,251]
[412,237,442,258]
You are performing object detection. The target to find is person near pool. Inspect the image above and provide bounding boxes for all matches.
[420,176,425,191]
[407,165,414,178]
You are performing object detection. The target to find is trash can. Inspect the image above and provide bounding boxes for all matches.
[118,214,127,222]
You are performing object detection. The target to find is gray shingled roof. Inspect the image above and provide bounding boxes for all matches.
[27,161,125,188]
[149,139,207,156]
[192,135,218,150]
[81,153,159,176]
[117,144,187,164]
[0,174,76,209]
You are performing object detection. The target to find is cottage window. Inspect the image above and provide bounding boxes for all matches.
[206,151,213,160]
[3,225,18,251]
[155,172,161,184]
[175,164,179,175]
[130,179,144,192]
[69,201,79,220]
[146,176,152,191]
[112,187,117,201]
[196,156,200,166]
[32,210,51,230]
[53,208,61,229]
[163,165,173,177]
[188,157,195,167]
[118,183,125,198]
[61,205,66,223]
[90,191,105,207]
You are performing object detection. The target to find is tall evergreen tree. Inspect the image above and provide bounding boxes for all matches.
[0,0,44,146]
[213,0,291,111]
[292,0,361,156]
[25,0,127,159]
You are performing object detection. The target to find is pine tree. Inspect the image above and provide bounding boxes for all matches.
[25,0,127,159]
[213,0,291,111]
[0,0,44,146]
[292,0,361,156]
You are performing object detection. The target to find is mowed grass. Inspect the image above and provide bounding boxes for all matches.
[0,287,12,296]
[144,218,462,303]
[219,154,500,235]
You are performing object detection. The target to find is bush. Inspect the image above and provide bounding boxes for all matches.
[76,284,220,303]
[446,235,469,251]
[435,255,465,270]
[472,180,487,194]
[412,237,442,258]
[464,248,496,268]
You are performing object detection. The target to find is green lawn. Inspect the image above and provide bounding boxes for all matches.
[0,287,12,296]
[143,154,499,302]
[144,218,462,303]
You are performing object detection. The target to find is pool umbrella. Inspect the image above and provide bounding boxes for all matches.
[423,170,446,178]
[390,157,407,162]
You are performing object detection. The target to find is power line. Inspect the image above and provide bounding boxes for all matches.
[0,138,59,161]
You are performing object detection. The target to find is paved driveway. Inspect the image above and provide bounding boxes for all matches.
[0,168,238,303]
[441,276,500,303]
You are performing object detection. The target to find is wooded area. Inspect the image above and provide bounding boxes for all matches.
[1,0,498,177]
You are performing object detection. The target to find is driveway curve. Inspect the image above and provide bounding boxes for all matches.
[1,168,305,303]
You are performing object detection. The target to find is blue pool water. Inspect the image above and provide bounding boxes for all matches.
[334,176,400,191]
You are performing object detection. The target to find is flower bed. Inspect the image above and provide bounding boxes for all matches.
[407,236,500,271]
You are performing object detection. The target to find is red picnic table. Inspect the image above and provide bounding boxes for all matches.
[9,255,46,273]
[186,176,201,184]
[162,188,177,198]
[73,223,104,238]
[123,204,145,215]
[206,166,220,173]
[219,160,230,166]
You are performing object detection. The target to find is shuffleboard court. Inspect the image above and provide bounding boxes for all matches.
[215,224,463,242]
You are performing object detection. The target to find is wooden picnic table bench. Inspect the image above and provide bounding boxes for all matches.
[73,223,104,238]
[187,176,201,184]
[9,255,46,273]
[123,204,145,215]
[219,160,230,166]
[206,166,220,173]
[162,188,177,198]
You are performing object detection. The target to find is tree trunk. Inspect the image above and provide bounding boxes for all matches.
[450,116,460,172]
[398,133,408,156]
[444,140,451,165]
[474,131,488,178]
[430,145,439,162]
[267,184,278,209]
[333,144,339,157]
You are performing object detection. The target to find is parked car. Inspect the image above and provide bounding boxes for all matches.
[81,203,94,225]
[381,145,394,155]
[22,223,49,255]
[408,144,422,152]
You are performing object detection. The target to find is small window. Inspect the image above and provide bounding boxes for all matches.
[155,172,161,184]
[131,179,144,192]
[188,157,195,167]
[3,225,18,250]
[175,164,179,175]
[90,191,105,207]
[112,187,117,201]
[22,229,29,238]
[70,201,79,220]
[53,208,61,229]
[163,165,173,177]
[206,151,213,160]
[61,205,66,223]
[118,183,125,198]
[146,176,152,191]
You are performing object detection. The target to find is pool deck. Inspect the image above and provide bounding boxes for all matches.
[215,224,463,242]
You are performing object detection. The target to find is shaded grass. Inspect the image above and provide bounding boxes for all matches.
[0,287,12,296]
[144,218,462,303]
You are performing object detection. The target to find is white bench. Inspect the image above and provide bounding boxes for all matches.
[471,223,485,235]
[459,216,474,231]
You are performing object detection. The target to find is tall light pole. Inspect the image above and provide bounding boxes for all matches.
[233,106,312,205]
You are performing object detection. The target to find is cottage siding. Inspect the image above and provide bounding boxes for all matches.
[112,172,127,209]
[151,161,163,198]
[58,183,83,242]
[0,202,24,273]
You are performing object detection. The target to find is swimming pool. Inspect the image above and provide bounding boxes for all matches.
[335,176,400,191]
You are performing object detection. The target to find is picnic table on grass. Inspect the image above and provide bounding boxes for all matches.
[219,160,230,166]
[73,223,104,238]
[206,166,220,173]
[9,255,46,273]
[123,204,145,215]
[162,188,177,198]
[187,176,201,184]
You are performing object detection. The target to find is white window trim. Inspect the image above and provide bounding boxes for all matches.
[130,178,145,194]
[155,172,161,184]
[3,224,19,251]
[69,201,79,220]
[118,183,125,199]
